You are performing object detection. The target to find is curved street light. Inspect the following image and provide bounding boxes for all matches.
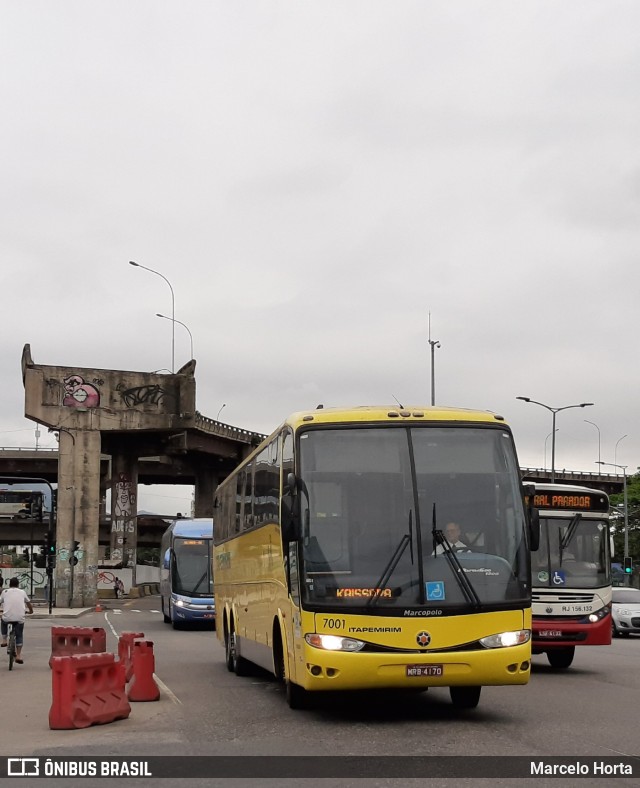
[516,397,594,482]
[544,429,558,471]
[584,420,601,466]
[597,460,630,584]
[217,404,226,421]
[614,434,628,467]
[156,313,194,361]
[129,261,175,373]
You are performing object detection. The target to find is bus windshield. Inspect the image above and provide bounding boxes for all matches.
[533,517,610,589]
[172,537,213,597]
[298,425,529,610]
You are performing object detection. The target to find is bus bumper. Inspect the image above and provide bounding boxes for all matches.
[172,598,216,624]
[532,613,611,649]
[294,642,531,692]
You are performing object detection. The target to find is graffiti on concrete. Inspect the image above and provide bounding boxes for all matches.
[62,374,101,408]
[117,383,176,408]
[111,473,137,567]
[114,473,135,520]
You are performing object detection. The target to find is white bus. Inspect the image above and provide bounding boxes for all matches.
[530,483,612,668]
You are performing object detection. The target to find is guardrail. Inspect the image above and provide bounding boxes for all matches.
[194,411,266,445]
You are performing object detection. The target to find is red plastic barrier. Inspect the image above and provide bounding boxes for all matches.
[117,631,145,682]
[49,627,107,668]
[49,652,131,729]
[128,640,160,702]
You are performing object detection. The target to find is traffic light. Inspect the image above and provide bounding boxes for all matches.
[624,556,633,574]
[32,493,44,521]
[22,548,30,562]
[45,532,56,568]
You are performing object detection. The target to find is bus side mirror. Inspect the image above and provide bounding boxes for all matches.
[163,548,171,569]
[281,473,301,543]
[523,485,540,551]
[529,509,540,552]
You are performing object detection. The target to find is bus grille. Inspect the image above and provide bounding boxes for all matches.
[532,592,595,604]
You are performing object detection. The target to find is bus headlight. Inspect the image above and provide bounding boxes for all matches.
[305,634,365,652]
[588,605,610,623]
[175,599,185,607]
[479,630,531,649]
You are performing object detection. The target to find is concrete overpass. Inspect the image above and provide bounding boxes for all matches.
[18,344,266,607]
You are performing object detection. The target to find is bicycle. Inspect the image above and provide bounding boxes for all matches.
[7,622,17,670]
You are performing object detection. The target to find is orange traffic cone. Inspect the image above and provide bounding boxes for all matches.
[95,602,103,613]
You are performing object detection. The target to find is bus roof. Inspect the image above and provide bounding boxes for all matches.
[166,518,213,538]
[286,405,507,428]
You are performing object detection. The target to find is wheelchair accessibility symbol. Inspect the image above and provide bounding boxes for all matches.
[552,571,566,586]
[426,581,445,601]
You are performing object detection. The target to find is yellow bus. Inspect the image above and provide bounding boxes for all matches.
[214,405,537,710]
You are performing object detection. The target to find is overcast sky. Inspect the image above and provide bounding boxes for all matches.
[2,2,639,516]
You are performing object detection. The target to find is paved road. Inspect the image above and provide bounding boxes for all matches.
[1,597,638,786]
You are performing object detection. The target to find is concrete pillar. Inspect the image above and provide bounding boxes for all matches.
[55,429,101,608]
[193,466,218,518]
[110,447,139,586]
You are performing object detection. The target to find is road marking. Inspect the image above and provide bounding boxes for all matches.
[103,612,183,706]
[154,674,183,705]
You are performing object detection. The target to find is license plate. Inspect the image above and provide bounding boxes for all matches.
[406,664,443,677]
[203,613,215,619]
[539,630,562,637]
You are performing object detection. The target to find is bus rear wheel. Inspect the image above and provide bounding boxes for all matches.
[226,630,250,676]
[449,686,481,709]
[546,647,575,669]
[225,628,235,672]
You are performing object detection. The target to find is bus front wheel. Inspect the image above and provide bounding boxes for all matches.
[546,647,575,669]
[286,680,309,710]
[449,686,481,709]
[161,600,170,624]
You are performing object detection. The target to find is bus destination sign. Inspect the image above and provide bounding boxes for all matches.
[533,491,608,512]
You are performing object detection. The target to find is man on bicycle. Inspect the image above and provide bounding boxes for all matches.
[0,578,34,664]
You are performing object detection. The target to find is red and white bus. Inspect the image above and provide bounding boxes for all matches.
[530,483,611,668]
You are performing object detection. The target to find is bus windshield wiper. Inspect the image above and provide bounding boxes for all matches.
[367,511,414,608]
[186,569,208,596]
[431,504,480,607]
[560,513,581,565]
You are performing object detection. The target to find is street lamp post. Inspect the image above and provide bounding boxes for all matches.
[516,397,594,483]
[615,434,628,467]
[217,404,226,421]
[584,420,601,466]
[129,261,176,373]
[544,429,559,471]
[156,313,193,360]
[597,460,629,585]
[428,313,440,406]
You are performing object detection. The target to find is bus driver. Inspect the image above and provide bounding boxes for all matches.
[434,522,468,554]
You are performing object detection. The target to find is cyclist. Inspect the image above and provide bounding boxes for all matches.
[0,578,34,664]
